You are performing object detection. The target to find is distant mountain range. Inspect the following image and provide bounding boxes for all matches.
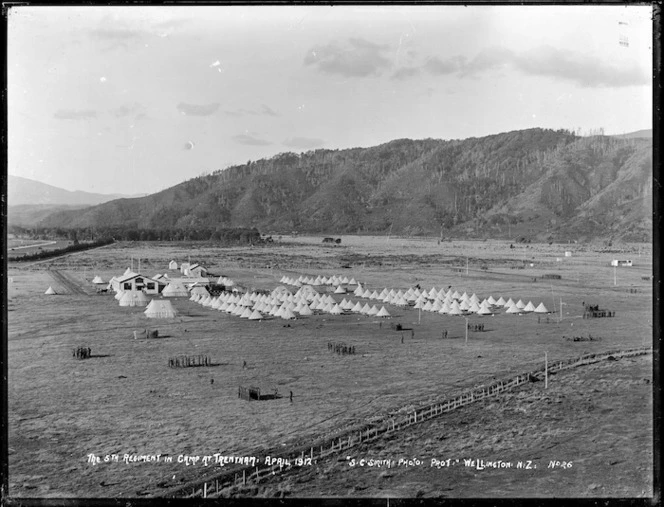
[7,176,146,227]
[16,128,652,242]
[8,175,142,206]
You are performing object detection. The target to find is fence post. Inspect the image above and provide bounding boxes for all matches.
[204,482,207,498]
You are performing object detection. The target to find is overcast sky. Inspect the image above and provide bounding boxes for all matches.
[7,5,653,195]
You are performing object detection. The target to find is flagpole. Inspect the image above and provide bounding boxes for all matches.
[559,297,563,323]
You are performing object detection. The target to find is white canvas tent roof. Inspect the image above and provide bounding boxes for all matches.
[144,299,178,318]
[119,290,149,307]
[162,280,189,297]
[534,302,550,313]
[190,286,210,297]
[298,305,313,316]
[376,306,391,318]
[248,309,263,320]
[92,275,105,284]
[281,308,297,320]
[44,286,57,295]
[523,301,536,312]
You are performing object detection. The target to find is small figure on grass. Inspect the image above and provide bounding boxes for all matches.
[290,391,293,403]
[242,360,247,369]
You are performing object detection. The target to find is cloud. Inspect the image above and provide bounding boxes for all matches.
[224,104,279,117]
[260,104,279,117]
[304,37,391,77]
[111,102,146,119]
[53,109,97,120]
[91,27,145,42]
[282,137,324,149]
[89,20,148,51]
[461,47,514,77]
[232,134,271,146]
[514,45,649,88]
[391,66,421,80]
[90,15,189,50]
[399,46,648,88]
[424,55,467,75]
[176,102,220,116]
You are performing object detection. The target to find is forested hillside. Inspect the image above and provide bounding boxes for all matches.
[37,128,652,242]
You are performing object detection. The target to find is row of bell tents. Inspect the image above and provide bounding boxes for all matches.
[45,266,551,319]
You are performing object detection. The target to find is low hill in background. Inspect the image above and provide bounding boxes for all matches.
[34,128,652,242]
[8,204,94,228]
[609,129,652,140]
[8,175,142,206]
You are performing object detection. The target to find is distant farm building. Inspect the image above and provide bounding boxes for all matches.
[169,260,178,270]
[564,251,572,257]
[611,260,633,267]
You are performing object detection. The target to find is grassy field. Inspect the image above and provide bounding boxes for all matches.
[6,237,654,498]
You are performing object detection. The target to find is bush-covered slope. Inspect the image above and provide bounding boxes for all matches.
[37,129,652,241]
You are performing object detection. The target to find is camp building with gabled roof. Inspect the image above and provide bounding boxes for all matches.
[113,273,167,295]
[185,263,208,277]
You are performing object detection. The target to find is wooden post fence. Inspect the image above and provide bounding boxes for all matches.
[165,346,651,498]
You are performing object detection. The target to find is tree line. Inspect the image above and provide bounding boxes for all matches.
[8,226,263,244]
[10,238,115,262]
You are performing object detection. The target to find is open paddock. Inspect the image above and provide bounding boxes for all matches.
[7,238,653,498]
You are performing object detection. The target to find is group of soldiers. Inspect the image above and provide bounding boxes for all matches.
[582,303,615,319]
[564,334,602,342]
[468,323,485,332]
[72,346,91,359]
[328,342,355,355]
[168,355,211,368]
[583,310,615,319]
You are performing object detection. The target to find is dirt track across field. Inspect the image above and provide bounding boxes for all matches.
[48,269,90,296]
